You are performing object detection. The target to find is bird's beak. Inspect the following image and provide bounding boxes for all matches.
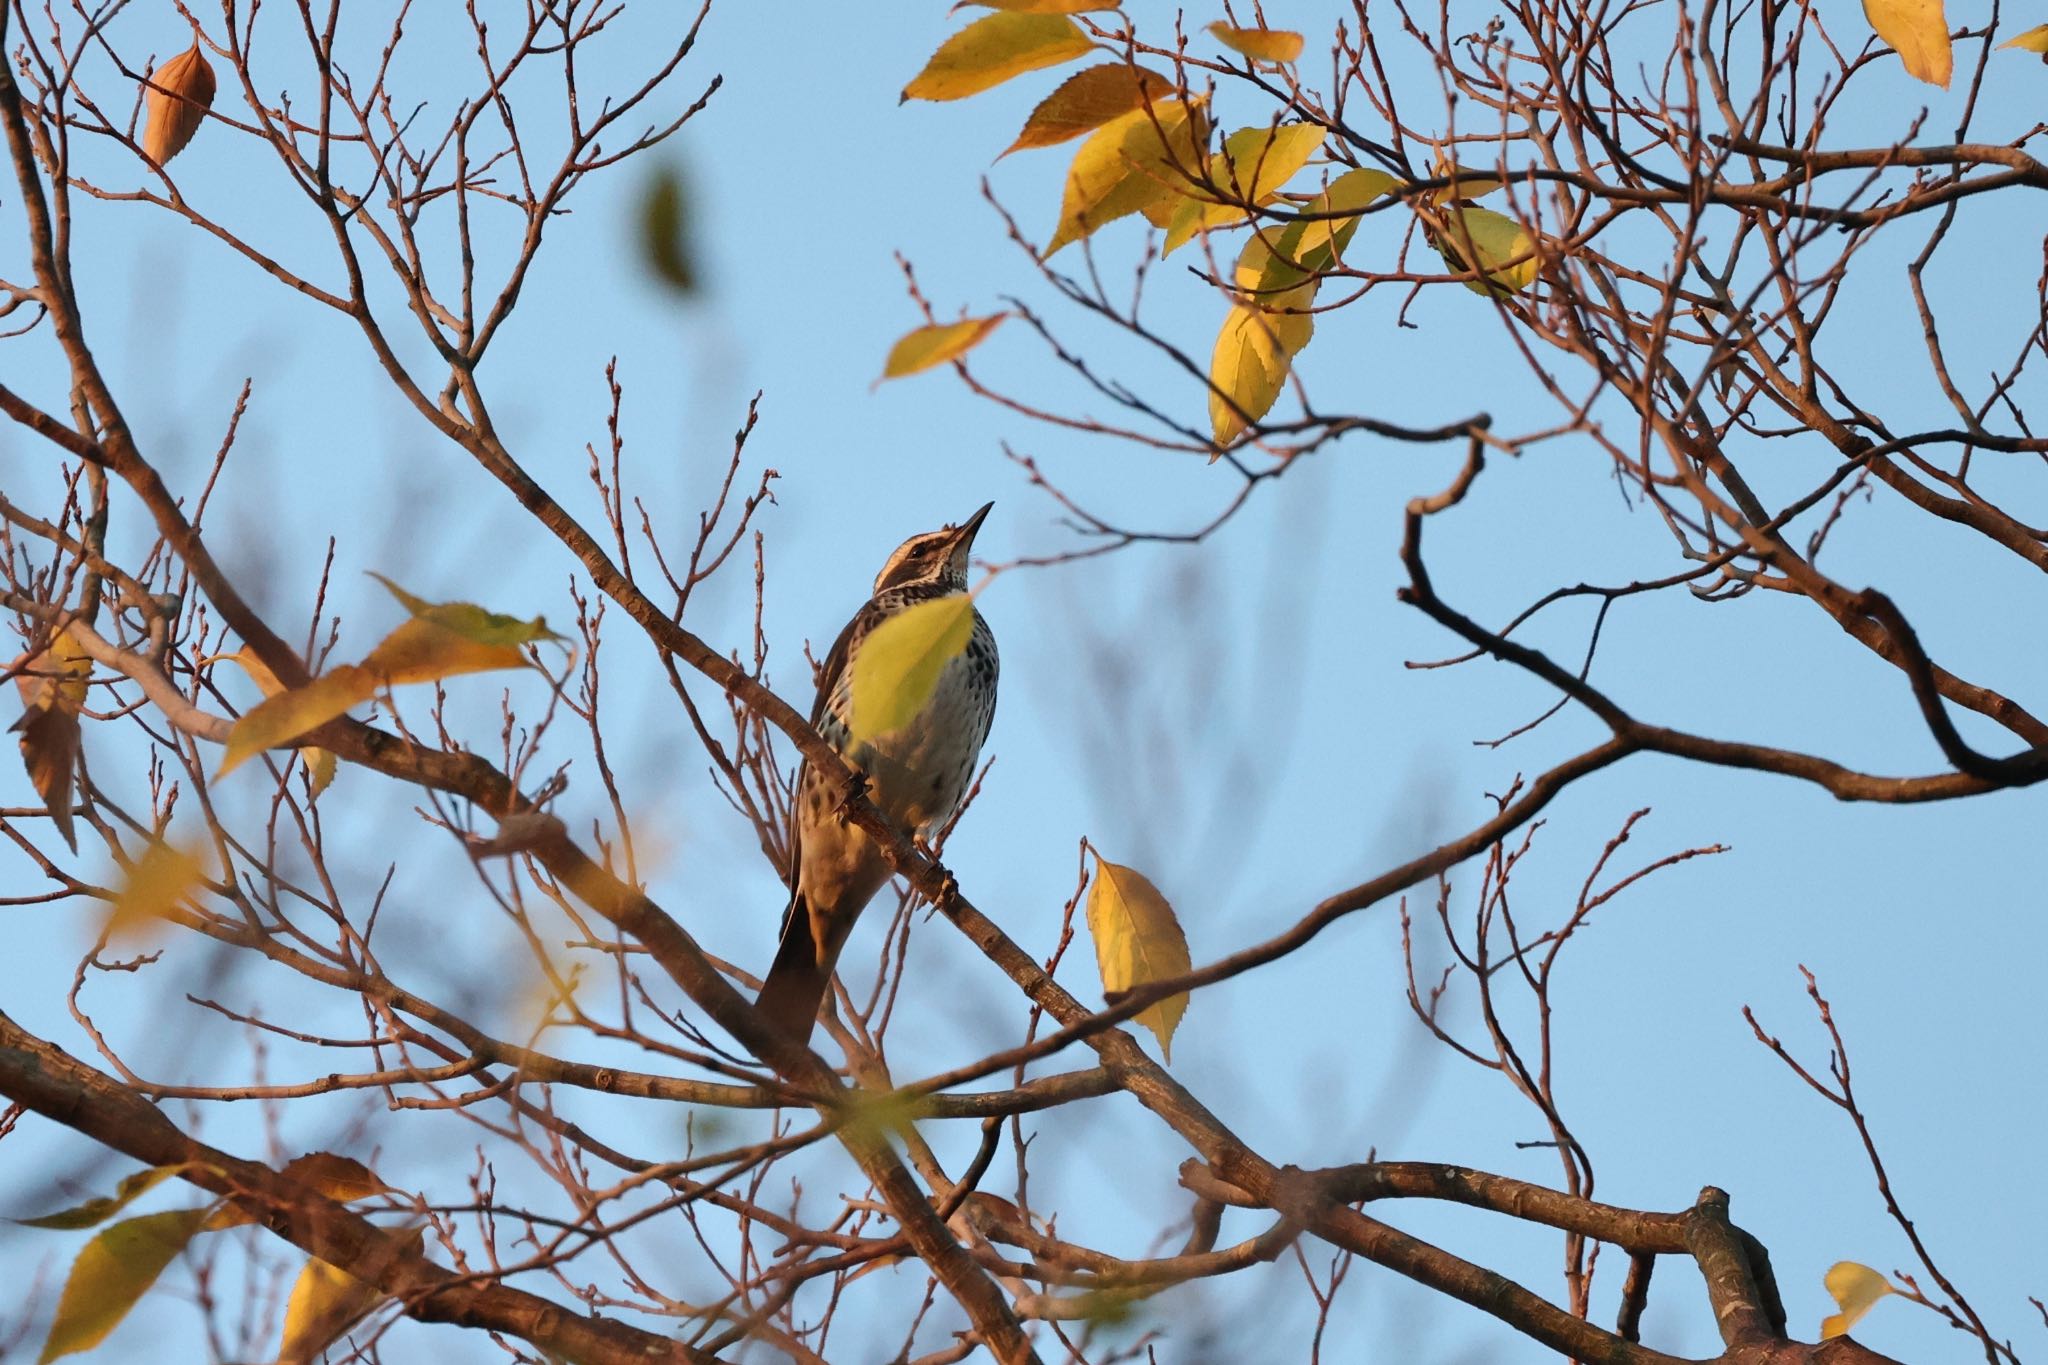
[957,501,994,544]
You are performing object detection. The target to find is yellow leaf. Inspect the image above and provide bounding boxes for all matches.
[207,647,335,797]
[11,628,90,852]
[1998,21,2048,51]
[16,1168,189,1231]
[141,43,215,165]
[1292,168,1399,270]
[1208,302,1293,446]
[219,669,372,778]
[276,1228,422,1365]
[1086,856,1191,1060]
[1863,0,1952,85]
[106,841,203,942]
[1821,1261,1895,1339]
[39,1208,207,1362]
[1162,123,1327,255]
[958,0,1121,11]
[880,314,1009,381]
[1045,99,1204,255]
[1001,63,1174,157]
[1432,204,1539,296]
[356,617,531,685]
[1207,22,1305,63]
[848,594,977,744]
[903,13,1093,102]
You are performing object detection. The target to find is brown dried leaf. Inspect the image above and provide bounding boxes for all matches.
[142,43,216,165]
[11,630,90,852]
[1000,63,1175,157]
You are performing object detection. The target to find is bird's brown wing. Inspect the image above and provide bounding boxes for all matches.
[778,600,872,905]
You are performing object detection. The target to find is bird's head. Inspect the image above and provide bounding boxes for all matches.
[872,501,992,594]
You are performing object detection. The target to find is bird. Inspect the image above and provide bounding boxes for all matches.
[755,502,999,1044]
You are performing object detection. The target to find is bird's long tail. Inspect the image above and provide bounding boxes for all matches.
[755,893,833,1045]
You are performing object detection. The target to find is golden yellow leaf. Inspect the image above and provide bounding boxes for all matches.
[958,0,1121,11]
[1162,122,1327,255]
[16,1168,189,1232]
[39,1208,207,1362]
[1863,0,1952,85]
[1208,301,1294,446]
[1207,21,1305,63]
[903,13,1093,102]
[207,647,335,797]
[219,669,370,778]
[1433,203,1540,296]
[880,314,1009,381]
[276,1228,422,1365]
[848,594,977,744]
[1045,98,1204,255]
[1998,21,2048,51]
[106,841,203,942]
[141,42,215,165]
[1086,855,1191,1060]
[1821,1261,1895,1339]
[1001,63,1174,157]
[11,628,90,852]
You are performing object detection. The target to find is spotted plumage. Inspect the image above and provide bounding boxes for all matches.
[756,503,998,1043]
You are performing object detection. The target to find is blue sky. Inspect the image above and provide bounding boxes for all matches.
[1,2,2043,1362]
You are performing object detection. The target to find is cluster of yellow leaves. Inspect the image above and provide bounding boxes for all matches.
[218,575,559,779]
[892,11,1553,447]
[19,1154,398,1363]
[1085,853,1191,1059]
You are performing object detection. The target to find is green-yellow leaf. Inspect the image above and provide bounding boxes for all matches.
[39,1209,207,1362]
[1207,22,1305,63]
[1001,63,1174,157]
[880,314,1009,381]
[958,0,1120,11]
[1998,21,2048,51]
[1821,1261,1895,1339]
[1863,0,1952,85]
[106,841,204,942]
[637,161,698,296]
[368,574,560,651]
[1045,99,1203,255]
[1162,123,1327,255]
[903,12,1093,101]
[1428,158,1508,204]
[16,1167,189,1231]
[1086,855,1191,1060]
[1280,167,1399,279]
[207,646,336,797]
[848,594,978,744]
[1433,203,1539,296]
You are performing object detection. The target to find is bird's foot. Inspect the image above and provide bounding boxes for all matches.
[838,766,873,810]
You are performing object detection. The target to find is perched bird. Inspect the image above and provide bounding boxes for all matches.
[756,503,999,1044]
